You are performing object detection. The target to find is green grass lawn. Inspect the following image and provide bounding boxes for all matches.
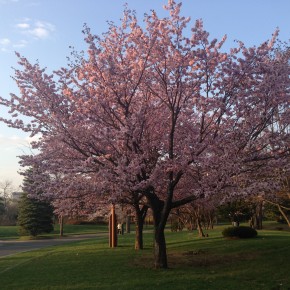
[0,223,290,290]
[0,225,20,239]
[0,224,108,240]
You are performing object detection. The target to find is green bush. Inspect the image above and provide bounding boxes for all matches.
[222,226,258,239]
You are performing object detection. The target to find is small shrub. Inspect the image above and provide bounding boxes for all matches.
[222,226,257,239]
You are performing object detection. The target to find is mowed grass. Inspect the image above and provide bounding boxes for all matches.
[0,223,289,290]
[0,224,108,240]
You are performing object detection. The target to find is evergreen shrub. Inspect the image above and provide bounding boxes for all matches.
[222,226,257,239]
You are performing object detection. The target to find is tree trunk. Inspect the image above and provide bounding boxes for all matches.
[250,201,263,229]
[255,201,263,230]
[135,215,144,250]
[154,226,167,268]
[146,185,174,268]
[208,212,215,229]
[278,205,290,227]
[134,204,148,250]
[196,217,205,238]
[59,215,64,237]
[126,215,131,233]
[151,201,169,269]
[194,207,205,237]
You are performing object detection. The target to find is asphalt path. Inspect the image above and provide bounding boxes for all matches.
[0,233,108,258]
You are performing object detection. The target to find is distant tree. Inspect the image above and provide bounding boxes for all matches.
[17,192,54,237]
[0,196,5,216]
[218,200,252,225]
[0,179,14,209]
[264,198,290,227]
[0,200,18,226]
[170,200,217,237]
[0,181,19,225]
[262,175,290,226]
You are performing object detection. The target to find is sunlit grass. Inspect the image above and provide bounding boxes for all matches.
[0,223,289,289]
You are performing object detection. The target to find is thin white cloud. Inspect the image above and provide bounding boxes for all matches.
[16,23,30,29]
[0,38,11,45]
[29,21,55,39]
[21,17,31,22]
[0,18,55,53]
[35,21,54,29]
[25,1,40,7]
[0,0,20,4]
[0,38,28,51]
[30,26,49,39]
[0,38,11,52]
[16,19,55,40]
[13,39,28,48]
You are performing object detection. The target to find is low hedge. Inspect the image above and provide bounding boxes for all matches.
[222,226,258,239]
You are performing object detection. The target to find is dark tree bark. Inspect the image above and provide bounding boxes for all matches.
[149,194,170,269]
[256,201,263,230]
[251,201,263,230]
[154,225,167,268]
[196,217,205,238]
[134,204,148,250]
[59,215,64,237]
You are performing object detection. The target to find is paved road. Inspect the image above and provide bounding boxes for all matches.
[0,233,108,258]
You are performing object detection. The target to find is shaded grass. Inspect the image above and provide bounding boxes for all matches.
[0,224,108,240]
[0,226,20,240]
[0,224,290,289]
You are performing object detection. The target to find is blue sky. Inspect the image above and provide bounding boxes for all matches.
[0,0,289,188]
